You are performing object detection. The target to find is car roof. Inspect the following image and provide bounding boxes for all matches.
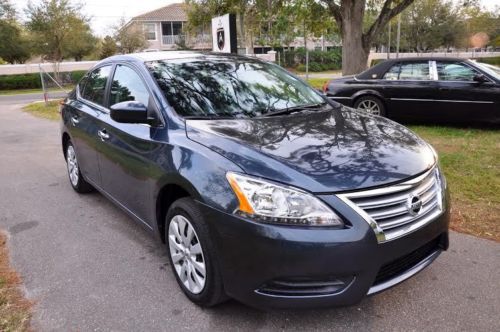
[97,51,251,67]
[356,57,471,79]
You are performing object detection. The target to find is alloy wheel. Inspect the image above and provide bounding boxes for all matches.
[168,215,206,294]
[66,145,79,186]
[357,99,381,115]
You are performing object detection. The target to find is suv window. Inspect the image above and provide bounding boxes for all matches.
[436,62,477,81]
[81,66,112,106]
[110,65,150,107]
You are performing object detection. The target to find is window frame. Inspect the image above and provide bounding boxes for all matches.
[433,60,493,83]
[107,62,165,127]
[78,64,113,111]
[143,23,157,41]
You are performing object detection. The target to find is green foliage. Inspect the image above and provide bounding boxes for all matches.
[283,48,342,71]
[370,58,385,67]
[113,18,148,54]
[0,20,31,64]
[100,36,117,59]
[63,20,97,61]
[25,0,92,62]
[0,70,86,90]
[477,56,500,66]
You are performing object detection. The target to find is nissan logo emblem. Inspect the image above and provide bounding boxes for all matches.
[407,195,422,216]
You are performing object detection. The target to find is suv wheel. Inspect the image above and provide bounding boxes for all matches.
[354,96,386,116]
[165,198,227,306]
[65,141,94,193]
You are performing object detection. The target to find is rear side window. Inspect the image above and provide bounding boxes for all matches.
[383,62,430,80]
[109,65,150,107]
[436,62,477,81]
[81,66,112,106]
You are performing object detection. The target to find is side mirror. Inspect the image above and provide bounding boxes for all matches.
[110,101,149,124]
[473,74,488,83]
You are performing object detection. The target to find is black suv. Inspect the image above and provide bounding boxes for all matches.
[61,52,450,309]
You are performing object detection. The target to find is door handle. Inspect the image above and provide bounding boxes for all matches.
[70,115,79,125]
[97,129,110,141]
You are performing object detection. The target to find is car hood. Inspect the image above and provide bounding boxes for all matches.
[186,108,436,193]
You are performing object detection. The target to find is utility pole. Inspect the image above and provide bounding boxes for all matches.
[396,14,401,58]
[387,21,391,59]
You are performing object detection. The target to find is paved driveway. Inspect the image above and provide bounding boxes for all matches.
[0,103,499,331]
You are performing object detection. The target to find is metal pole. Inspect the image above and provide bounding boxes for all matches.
[396,14,401,58]
[387,21,391,59]
[305,48,309,80]
[39,64,48,105]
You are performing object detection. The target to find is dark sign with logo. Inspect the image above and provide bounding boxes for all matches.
[212,14,237,54]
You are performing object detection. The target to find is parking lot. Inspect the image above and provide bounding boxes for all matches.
[0,101,498,331]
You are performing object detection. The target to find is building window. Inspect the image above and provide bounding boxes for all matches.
[143,23,156,41]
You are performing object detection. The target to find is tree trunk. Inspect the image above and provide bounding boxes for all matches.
[340,0,369,75]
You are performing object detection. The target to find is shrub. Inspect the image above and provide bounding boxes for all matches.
[0,70,87,90]
[370,59,385,67]
[476,56,500,66]
[283,48,342,72]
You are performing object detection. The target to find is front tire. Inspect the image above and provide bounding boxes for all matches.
[165,198,227,307]
[354,95,386,116]
[65,141,94,193]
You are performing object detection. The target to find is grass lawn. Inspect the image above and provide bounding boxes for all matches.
[22,100,61,121]
[409,126,499,242]
[0,232,32,331]
[21,100,499,241]
[307,78,329,90]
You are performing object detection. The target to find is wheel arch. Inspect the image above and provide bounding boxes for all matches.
[155,176,203,243]
[61,132,71,158]
[352,91,388,114]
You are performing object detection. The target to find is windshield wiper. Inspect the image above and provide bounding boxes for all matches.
[264,102,328,117]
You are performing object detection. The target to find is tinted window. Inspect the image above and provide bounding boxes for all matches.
[398,62,430,80]
[81,66,112,106]
[383,64,400,80]
[147,58,325,118]
[437,62,477,81]
[110,65,150,107]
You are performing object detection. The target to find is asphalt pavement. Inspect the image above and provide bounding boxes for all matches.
[0,102,499,331]
[0,91,67,105]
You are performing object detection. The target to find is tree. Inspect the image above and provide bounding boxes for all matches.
[63,20,97,61]
[100,35,117,59]
[0,0,31,63]
[25,0,89,73]
[113,17,148,54]
[321,0,415,75]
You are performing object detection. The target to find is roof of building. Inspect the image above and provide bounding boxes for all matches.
[131,3,187,22]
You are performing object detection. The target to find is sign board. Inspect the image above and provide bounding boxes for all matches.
[211,14,237,54]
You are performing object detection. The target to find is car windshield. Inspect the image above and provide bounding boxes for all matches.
[473,62,500,80]
[146,57,325,118]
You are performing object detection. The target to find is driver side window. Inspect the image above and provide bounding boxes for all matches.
[110,65,150,107]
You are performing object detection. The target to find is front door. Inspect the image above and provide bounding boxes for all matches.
[97,64,158,224]
[434,61,499,123]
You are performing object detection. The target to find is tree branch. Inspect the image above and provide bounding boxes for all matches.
[363,0,415,46]
[323,0,343,31]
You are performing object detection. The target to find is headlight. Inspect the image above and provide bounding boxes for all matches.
[226,172,344,227]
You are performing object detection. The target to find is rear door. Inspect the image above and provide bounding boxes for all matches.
[96,64,160,224]
[67,65,113,185]
[381,60,440,121]
[434,61,499,123]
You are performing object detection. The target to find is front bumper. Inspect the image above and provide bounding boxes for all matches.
[199,193,450,309]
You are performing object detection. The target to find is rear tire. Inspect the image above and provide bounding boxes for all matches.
[165,197,227,307]
[354,96,386,116]
[65,141,94,193]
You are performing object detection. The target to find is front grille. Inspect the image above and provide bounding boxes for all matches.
[374,236,441,285]
[256,277,353,297]
[338,167,444,242]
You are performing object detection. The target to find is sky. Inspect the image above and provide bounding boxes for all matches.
[13,0,500,37]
